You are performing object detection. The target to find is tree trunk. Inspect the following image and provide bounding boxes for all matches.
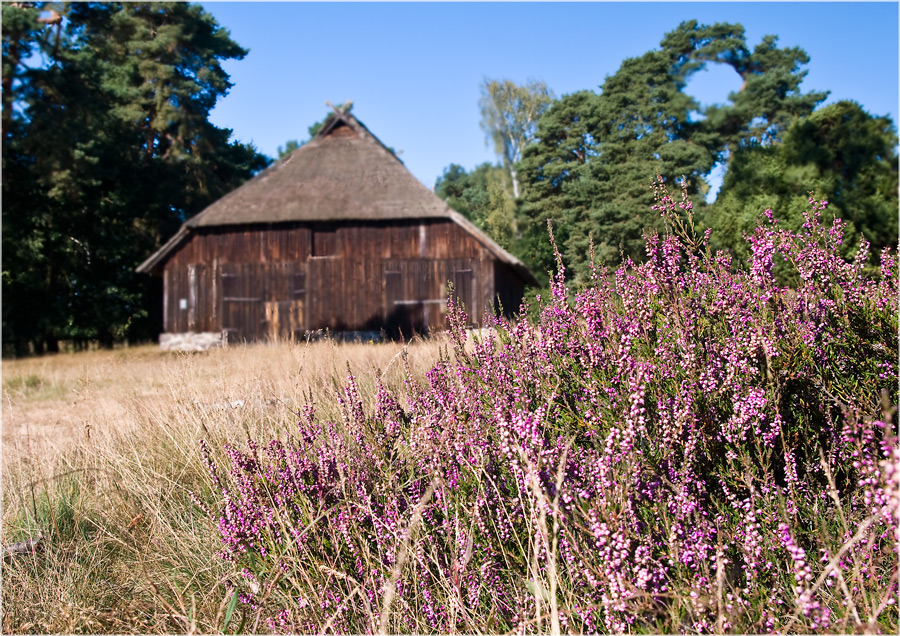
[98,332,114,350]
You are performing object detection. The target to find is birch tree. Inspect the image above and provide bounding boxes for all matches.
[479,78,553,198]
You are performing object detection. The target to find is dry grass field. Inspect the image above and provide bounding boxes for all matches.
[1,338,445,633]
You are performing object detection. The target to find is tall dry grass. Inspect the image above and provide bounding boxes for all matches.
[2,337,445,633]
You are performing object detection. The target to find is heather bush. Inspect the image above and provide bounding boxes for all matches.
[199,183,898,633]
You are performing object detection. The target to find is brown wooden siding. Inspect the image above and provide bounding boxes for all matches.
[161,219,526,341]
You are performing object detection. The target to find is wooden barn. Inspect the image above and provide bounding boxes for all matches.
[137,109,536,348]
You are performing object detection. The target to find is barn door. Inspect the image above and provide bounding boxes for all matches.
[178,263,214,332]
[187,264,200,332]
[453,268,474,325]
[220,264,262,343]
[384,268,427,337]
[290,269,306,338]
[261,264,306,342]
[384,270,403,335]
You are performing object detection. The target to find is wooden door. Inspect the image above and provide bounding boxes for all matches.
[453,268,474,326]
[384,268,426,337]
[220,264,263,343]
[262,267,306,341]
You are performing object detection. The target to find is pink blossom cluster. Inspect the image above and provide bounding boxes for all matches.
[199,185,897,633]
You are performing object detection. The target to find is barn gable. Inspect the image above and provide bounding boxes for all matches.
[137,110,535,347]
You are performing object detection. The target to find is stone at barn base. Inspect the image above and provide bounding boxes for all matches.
[159,332,223,352]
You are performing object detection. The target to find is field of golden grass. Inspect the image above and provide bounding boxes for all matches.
[1,338,444,633]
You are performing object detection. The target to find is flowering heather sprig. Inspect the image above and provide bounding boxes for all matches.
[199,183,898,633]
[780,523,832,630]
[199,438,219,487]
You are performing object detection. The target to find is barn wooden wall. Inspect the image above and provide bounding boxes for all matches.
[161,219,521,341]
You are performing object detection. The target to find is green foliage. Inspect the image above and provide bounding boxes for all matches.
[434,162,516,249]
[1,3,42,144]
[519,44,716,283]
[484,179,516,250]
[515,19,887,287]
[2,2,269,355]
[706,100,899,266]
[517,90,601,283]
[662,20,828,152]
[277,139,301,159]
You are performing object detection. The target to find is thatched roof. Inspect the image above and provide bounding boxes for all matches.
[137,111,535,284]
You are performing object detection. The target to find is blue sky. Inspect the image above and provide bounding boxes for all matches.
[202,2,899,198]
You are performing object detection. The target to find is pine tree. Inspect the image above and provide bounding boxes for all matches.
[518,20,835,284]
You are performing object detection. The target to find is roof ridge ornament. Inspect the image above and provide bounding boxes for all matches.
[317,101,355,138]
[325,100,353,116]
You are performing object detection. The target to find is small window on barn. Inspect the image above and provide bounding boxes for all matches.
[222,273,239,299]
[312,229,338,257]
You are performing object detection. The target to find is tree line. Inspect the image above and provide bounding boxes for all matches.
[437,21,898,289]
[2,2,269,355]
